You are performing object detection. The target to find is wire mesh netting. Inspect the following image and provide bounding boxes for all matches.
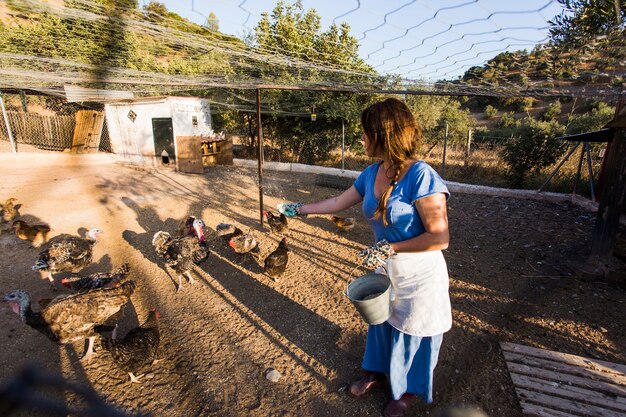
[0,111,75,151]
[0,0,623,102]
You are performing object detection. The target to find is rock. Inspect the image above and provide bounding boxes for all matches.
[265,368,282,382]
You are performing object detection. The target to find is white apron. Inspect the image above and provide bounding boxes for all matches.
[383,251,452,337]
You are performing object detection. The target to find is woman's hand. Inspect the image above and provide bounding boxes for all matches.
[277,202,305,218]
[358,239,396,269]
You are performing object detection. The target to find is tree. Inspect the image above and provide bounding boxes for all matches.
[500,118,566,186]
[549,0,625,47]
[542,101,562,121]
[484,105,498,119]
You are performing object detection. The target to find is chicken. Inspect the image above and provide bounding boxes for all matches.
[216,223,242,239]
[12,220,51,248]
[264,211,288,234]
[4,281,136,363]
[60,263,131,292]
[264,238,289,281]
[32,228,103,285]
[332,216,355,232]
[228,230,257,254]
[153,219,209,292]
[1,197,18,224]
[101,309,161,384]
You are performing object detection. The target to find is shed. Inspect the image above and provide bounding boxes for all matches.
[104,96,214,170]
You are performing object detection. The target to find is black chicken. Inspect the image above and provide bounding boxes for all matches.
[153,219,209,292]
[264,211,288,234]
[101,309,161,384]
[4,281,136,362]
[60,263,131,292]
[264,238,289,281]
[32,228,103,285]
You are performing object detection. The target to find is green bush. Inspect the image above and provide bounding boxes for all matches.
[500,117,566,186]
[542,101,562,121]
[498,111,516,128]
[484,104,498,119]
[566,102,614,134]
[518,97,535,112]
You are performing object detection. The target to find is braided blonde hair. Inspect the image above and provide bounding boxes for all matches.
[361,98,422,226]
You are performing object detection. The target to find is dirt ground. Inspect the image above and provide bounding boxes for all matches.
[0,155,624,417]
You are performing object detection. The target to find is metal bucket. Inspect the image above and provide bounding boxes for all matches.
[346,273,392,325]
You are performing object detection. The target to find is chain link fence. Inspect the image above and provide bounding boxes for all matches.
[99,116,112,153]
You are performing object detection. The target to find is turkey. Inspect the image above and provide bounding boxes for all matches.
[264,211,288,234]
[264,238,289,281]
[332,216,355,232]
[228,230,258,254]
[101,308,161,384]
[4,281,136,363]
[177,216,202,237]
[12,220,51,248]
[32,228,103,285]
[153,218,209,292]
[60,263,131,292]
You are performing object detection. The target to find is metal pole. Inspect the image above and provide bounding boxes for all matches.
[0,92,16,153]
[584,142,595,201]
[572,142,585,195]
[538,142,581,192]
[441,123,448,178]
[341,119,345,172]
[256,89,264,228]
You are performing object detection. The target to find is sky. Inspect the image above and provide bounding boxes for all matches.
[152,0,565,82]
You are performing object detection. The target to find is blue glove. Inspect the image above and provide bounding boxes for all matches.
[277,202,305,218]
[358,239,396,269]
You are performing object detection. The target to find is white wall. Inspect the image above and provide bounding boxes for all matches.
[105,97,212,166]
[105,99,170,165]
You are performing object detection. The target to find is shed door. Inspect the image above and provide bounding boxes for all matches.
[152,118,175,162]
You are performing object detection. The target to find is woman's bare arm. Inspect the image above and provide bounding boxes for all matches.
[390,193,449,253]
[299,186,363,215]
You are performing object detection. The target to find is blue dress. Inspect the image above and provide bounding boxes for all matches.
[353,160,450,403]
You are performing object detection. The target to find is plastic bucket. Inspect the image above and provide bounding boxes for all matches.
[346,273,392,325]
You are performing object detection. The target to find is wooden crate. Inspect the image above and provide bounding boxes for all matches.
[501,342,626,416]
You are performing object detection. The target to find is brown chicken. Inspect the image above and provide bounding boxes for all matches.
[32,228,103,285]
[264,211,288,234]
[12,220,51,248]
[229,230,258,254]
[4,281,136,362]
[264,238,289,281]
[60,263,131,292]
[332,216,355,232]
[0,197,18,224]
[101,309,161,384]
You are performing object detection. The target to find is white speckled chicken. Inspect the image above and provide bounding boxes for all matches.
[60,263,131,292]
[101,309,161,384]
[4,281,136,362]
[153,219,209,292]
[228,230,257,254]
[32,228,103,285]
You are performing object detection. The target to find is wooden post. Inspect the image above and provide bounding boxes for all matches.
[341,119,345,172]
[442,123,448,178]
[465,128,472,166]
[590,127,626,259]
[0,91,16,153]
[590,96,626,261]
[256,88,264,228]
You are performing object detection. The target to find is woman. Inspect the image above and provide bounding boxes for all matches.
[279,97,451,417]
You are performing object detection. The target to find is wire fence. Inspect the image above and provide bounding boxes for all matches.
[0,111,75,151]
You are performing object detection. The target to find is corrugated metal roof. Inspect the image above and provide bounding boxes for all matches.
[64,85,134,103]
